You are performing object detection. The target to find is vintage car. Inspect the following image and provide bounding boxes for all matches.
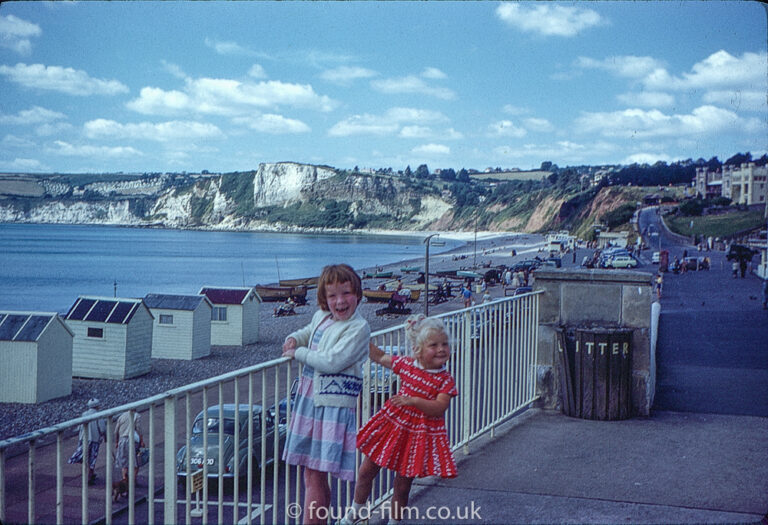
[609,255,639,269]
[176,404,286,480]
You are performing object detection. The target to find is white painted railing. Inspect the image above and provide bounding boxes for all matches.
[0,291,540,525]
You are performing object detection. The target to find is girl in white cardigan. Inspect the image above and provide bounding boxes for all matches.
[282,264,370,525]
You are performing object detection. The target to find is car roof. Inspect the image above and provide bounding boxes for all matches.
[196,404,264,419]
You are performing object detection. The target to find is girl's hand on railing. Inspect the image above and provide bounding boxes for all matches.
[282,337,297,358]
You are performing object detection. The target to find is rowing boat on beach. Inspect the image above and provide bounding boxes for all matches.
[279,276,318,288]
[363,288,421,302]
[254,285,308,302]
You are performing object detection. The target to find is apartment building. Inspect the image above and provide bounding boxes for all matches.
[694,162,768,205]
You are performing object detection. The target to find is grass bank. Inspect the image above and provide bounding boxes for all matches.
[666,209,766,238]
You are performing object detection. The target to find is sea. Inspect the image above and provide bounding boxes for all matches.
[0,223,465,314]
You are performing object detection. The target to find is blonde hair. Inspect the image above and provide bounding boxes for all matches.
[404,314,448,356]
[316,264,363,312]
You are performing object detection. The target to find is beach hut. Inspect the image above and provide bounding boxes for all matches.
[144,293,212,360]
[199,286,261,346]
[0,311,74,404]
[64,296,153,380]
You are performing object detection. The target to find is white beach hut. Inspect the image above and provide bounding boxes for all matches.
[0,311,74,404]
[144,293,212,360]
[64,296,153,380]
[199,287,261,346]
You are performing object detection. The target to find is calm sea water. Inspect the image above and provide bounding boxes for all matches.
[0,223,462,314]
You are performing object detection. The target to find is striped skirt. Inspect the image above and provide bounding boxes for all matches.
[282,372,358,481]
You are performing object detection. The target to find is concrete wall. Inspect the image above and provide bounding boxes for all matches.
[533,268,655,417]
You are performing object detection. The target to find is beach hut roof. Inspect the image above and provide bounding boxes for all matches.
[65,296,146,324]
[144,293,211,311]
[0,311,73,341]
[198,287,257,305]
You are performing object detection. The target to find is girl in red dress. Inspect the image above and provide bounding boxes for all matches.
[341,315,457,524]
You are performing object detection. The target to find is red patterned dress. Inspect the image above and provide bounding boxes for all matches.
[356,356,458,478]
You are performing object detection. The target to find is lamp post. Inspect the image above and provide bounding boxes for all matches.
[424,233,440,317]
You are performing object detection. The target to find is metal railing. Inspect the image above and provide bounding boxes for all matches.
[0,291,540,525]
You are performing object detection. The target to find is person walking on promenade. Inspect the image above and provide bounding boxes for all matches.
[732,260,739,278]
[68,398,105,485]
[114,410,143,482]
[340,315,458,525]
[655,273,663,300]
[281,264,370,525]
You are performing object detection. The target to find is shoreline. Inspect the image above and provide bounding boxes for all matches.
[0,228,547,441]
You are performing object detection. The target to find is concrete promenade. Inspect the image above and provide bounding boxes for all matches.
[406,222,768,523]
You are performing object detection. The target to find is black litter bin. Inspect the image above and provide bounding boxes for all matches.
[557,327,633,420]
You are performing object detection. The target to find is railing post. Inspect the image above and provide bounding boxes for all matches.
[164,397,177,525]
[462,310,472,455]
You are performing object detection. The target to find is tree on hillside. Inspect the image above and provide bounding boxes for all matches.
[725,152,752,166]
[415,164,430,178]
[404,165,412,178]
[457,168,470,182]
[439,168,456,181]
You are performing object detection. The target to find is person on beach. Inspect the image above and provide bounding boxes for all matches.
[340,315,458,525]
[68,398,105,485]
[114,410,143,482]
[460,283,473,308]
[281,264,370,525]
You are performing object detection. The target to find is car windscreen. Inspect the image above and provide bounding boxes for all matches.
[192,417,236,435]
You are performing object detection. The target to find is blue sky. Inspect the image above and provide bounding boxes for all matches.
[0,1,765,174]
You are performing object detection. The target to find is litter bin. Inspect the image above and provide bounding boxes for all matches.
[557,327,633,420]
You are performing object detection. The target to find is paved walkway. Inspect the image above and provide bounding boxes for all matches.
[405,215,768,523]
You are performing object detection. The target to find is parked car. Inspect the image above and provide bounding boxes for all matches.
[268,379,298,425]
[609,255,638,268]
[651,251,660,264]
[176,404,286,481]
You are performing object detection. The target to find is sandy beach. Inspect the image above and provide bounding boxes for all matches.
[0,231,547,441]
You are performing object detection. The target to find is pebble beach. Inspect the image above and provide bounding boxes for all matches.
[0,232,545,442]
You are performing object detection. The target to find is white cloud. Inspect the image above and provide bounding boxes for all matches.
[204,37,255,56]
[642,50,767,93]
[248,64,268,79]
[502,104,530,115]
[127,77,337,116]
[162,61,188,80]
[622,152,672,165]
[421,67,447,79]
[496,3,604,37]
[232,114,310,134]
[616,91,675,108]
[0,106,66,125]
[36,122,74,137]
[575,105,762,139]
[49,140,142,158]
[0,157,46,171]
[494,140,617,164]
[371,75,456,100]
[523,117,554,133]
[400,125,432,139]
[702,89,766,113]
[412,143,450,156]
[0,63,129,96]
[0,15,41,55]
[489,120,526,138]
[83,118,225,142]
[576,55,665,78]
[2,134,36,148]
[320,65,377,85]
[328,107,448,137]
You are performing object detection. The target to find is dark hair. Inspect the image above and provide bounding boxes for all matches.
[316,264,363,311]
